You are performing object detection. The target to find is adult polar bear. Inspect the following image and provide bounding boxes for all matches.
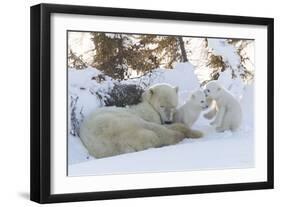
[204,81,242,132]
[80,83,203,158]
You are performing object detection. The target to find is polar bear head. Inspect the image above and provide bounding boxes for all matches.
[189,90,209,110]
[142,83,179,124]
[204,81,223,99]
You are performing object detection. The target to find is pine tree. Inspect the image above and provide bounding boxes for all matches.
[91,33,129,79]
[126,34,161,75]
[204,38,254,83]
[90,33,190,79]
[227,39,254,82]
[68,49,87,69]
[178,37,188,62]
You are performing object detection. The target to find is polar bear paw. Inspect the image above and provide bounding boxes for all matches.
[210,120,216,126]
[215,126,225,133]
[188,129,204,138]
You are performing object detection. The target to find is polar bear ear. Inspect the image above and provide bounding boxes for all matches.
[174,86,179,93]
[142,88,154,101]
[149,88,154,96]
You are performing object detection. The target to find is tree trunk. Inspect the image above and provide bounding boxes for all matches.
[178,37,188,62]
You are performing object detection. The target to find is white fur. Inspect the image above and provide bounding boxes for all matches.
[204,81,242,132]
[79,83,203,158]
[174,90,208,128]
[203,97,218,120]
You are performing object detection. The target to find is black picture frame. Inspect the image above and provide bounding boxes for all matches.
[30,3,274,204]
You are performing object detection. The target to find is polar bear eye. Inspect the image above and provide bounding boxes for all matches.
[207,89,210,93]
[200,100,204,103]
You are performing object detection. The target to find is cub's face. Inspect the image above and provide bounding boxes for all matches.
[204,81,222,99]
[143,84,178,124]
[191,90,209,110]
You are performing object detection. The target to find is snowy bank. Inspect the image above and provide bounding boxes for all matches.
[68,62,254,176]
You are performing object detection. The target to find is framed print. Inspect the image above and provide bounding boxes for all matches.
[30,3,274,204]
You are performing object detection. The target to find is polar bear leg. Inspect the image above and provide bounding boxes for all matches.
[211,108,222,126]
[230,124,240,132]
[85,129,160,158]
[230,117,241,132]
[214,106,226,129]
[81,133,120,158]
[216,111,232,132]
[210,119,217,126]
[165,123,203,138]
[204,99,217,120]
[144,123,188,145]
[135,129,162,149]
[80,118,190,158]
[187,129,204,138]
[220,110,241,132]
[204,109,216,120]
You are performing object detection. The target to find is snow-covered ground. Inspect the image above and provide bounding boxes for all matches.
[67,60,254,176]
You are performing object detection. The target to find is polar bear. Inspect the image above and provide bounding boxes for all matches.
[79,83,203,158]
[204,81,242,132]
[174,90,208,128]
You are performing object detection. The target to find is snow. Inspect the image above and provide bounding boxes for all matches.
[69,116,254,176]
[67,40,254,176]
[217,69,245,100]
[68,32,95,64]
[68,67,115,120]
[208,39,240,68]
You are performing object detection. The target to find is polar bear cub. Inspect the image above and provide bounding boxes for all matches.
[204,81,242,132]
[174,90,209,128]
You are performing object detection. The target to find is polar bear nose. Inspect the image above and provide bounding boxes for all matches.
[164,121,172,124]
